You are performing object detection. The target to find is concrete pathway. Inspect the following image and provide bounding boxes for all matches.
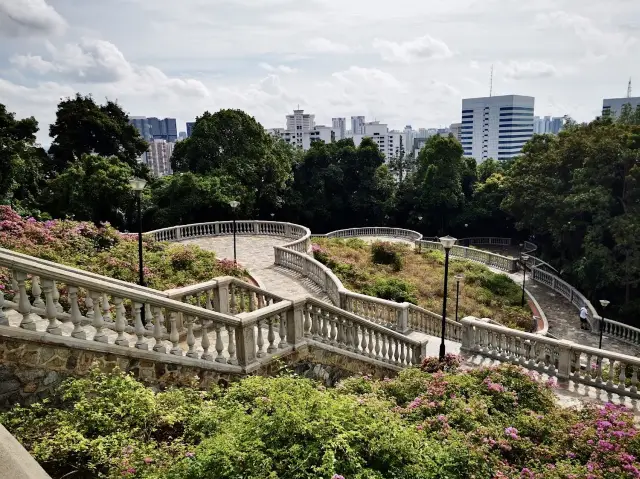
[181,236,328,301]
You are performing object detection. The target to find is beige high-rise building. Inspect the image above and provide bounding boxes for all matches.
[144,139,174,177]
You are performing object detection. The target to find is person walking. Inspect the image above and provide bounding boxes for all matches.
[579,306,589,330]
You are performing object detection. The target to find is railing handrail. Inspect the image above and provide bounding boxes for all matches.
[416,240,515,263]
[0,251,242,327]
[0,247,166,297]
[322,227,423,241]
[163,276,286,303]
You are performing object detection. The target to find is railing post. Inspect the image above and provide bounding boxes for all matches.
[339,290,348,310]
[460,317,476,352]
[214,278,230,314]
[414,340,428,364]
[285,224,292,237]
[253,222,259,235]
[557,340,573,380]
[234,315,259,369]
[286,297,306,347]
[214,223,220,235]
[397,303,410,334]
[175,226,182,240]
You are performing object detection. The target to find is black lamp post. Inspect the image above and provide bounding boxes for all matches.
[439,235,457,360]
[520,254,529,307]
[271,213,275,220]
[130,178,147,322]
[229,200,240,264]
[598,299,610,350]
[464,224,469,247]
[455,274,464,322]
[418,216,423,252]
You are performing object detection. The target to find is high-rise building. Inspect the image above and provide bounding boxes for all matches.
[460,95,535,162]
[351,116,366,135]
[450,123,462,141]
[186,122,196,137]
[416,128,428,139]
[332,118,347,140]
[602,97,640,119]
[144,139,174,177]
[351,121,400,160]
[129,117,178,142]
[178,131,187,140]
[268,109,335,150]
[534,116,564,135]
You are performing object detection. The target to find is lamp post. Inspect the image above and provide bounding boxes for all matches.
[229,200,240,264]
[130,178,147,323]
[598,299,610,350]
[418,216,423,252]
[438,235,457,360]
[271,213,275,220]
[464,224,469,247]
[455,274,464,322]
[520,254,530,307]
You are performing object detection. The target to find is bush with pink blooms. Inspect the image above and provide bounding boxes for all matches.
[0,205,247,292]
[3,360,640,478]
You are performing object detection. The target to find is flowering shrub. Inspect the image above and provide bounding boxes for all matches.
[421,353,461,373]
[4,363,640,478]
[0,206,247,291]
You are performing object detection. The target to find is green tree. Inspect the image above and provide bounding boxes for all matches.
[0,104,47,215]
[171,109,297,215]
[48,94,149,176]
[43,154,136,226]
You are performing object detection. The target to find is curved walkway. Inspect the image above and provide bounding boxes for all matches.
[180,236,328,301]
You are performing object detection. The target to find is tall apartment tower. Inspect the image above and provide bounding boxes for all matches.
[332,118,347,140]
[186,122,196,137]
[449,123,462,141]
[351,116,365,135]
[286,109,315,132]
[129,117,178,142]
[146,139,174,177]
[460,95,535,162]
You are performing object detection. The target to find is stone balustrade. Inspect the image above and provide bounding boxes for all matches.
[461,317,640,399]
[148,220,312,253]
[416,240,518,272]
[322,227,422,241]
[459,237,512,246]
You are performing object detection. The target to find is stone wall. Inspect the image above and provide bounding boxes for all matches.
[0,329,400,409]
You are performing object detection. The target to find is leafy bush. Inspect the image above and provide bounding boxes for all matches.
[371,241,403,271]
[4,365,640,479]
[363,277,418,304]
[0,206,247,291]
[421,353,461,373]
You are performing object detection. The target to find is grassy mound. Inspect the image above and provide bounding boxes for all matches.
[312,238,531,330]
[2,364,638,478]
[0,205,247,291]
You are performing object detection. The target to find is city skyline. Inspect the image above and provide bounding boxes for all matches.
[0,0,638,146]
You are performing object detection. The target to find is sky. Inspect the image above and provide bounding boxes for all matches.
[0,0,639,145]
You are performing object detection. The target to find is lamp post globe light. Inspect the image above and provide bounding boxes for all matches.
[520,254,530,307]
[598,299,610,350]
[455,274,464,322]
[438,235,457,360]
[129,178,147,324]
[229,200,240,265]
[417,216,423,252]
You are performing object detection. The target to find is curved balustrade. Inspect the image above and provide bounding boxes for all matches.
[147,221,312,253]
[322,227,422,241]
[458,237,512,246]
[417,240,518,272]
[407,306,463,342]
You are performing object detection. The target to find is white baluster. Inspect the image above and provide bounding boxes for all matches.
[169,312,182,355]
[41,278,61,335]
[145,303,153,331]
[206,290,214,310]
[133,302,147,350]
[375,332,381,360]
[227,325,237,365]
[67,286,85,339]
[619,363,627,391]
[16,272,35,330]
[152,307,166,353]
[185,316,197,358]
[0,289,7,326]
[114,297,128,346]
[631,365,638,394]
[52,281,63,313]
[321,310,329,343]
[303,305,312,337]
[360,325,368,355]
[85,292,94,319]
[279,313,287,348]
[381,334,388,360]
[394,338,400,365]
[267,317,277,353]
[256,320,265,357]
[90,291,107,342]
[215,324,226,362]
[201,321,213,360]
[102,293,112,321]
[31,276,45,308]
[10,271,20,306]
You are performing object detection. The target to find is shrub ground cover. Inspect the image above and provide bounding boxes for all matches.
[2,363,639,479]
[0,205,247,292]
[312,238,531,330]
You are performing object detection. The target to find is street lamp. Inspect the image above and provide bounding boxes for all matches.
[418,216,423,252]
[520,253,530,307]
[130,178,147,323]
[598,299,610,350]
[271,213,275,220]
[464,224,469,246]
[438,235,457,360]
[455,274,464,322]
[229,200,240,264]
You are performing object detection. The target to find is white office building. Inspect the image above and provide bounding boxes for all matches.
[460,95,535,162]
[602,97,640,119]
[534,116,564,135]
[332,118,347,140]
[450,123,462,141]
[143,139,174,177]
[268,109,335,150]
[351,121,401,160]
[351,116,366,135]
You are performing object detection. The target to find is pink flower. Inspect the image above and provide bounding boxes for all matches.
[144,457,153,464]
[185,452,195,458]
[416,424,424,431]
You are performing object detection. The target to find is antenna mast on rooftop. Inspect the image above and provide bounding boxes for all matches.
[489,64,494,97]
[627,78,632,98]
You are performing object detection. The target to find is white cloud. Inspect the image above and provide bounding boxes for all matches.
[536,11,636,58]
[373,35,453,63]
[10,54,57,74]
[306,37,350,54]
[500,60,560,80]
[259,62,297,74]
[0,0,67,37]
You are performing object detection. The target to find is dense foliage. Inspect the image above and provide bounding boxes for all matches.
[312,238,532,330]
[3,364,640,478]
[0,206,245,291]
[1,96,639,323]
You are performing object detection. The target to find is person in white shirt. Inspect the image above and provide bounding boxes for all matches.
[579,306,589,330]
